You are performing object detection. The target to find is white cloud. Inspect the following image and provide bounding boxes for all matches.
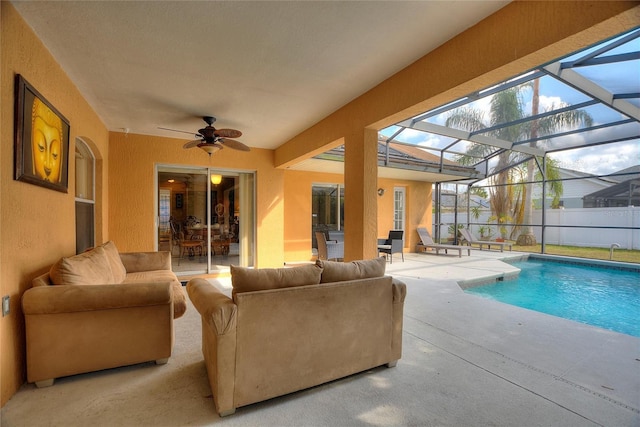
[548,140,639,175]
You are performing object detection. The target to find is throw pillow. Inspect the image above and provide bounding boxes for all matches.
[231,264,323,298]
[99,240,127,283]
[50,246,115,286]
[317,256,386,283]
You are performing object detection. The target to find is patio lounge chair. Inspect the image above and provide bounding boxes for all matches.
[459,228,512,252]
[415,227,470,258]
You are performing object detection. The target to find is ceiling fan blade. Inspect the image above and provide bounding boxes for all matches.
[183,139,202,149]
[214,128,242,138]
[159,127,197,136]
[220,138,250,151]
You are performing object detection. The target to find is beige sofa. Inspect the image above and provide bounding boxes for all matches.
[22,241,186,387]
[187,257,407,416]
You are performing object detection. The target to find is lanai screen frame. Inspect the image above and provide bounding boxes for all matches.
[379,28,640,254]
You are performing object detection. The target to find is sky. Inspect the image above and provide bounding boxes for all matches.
[380,30,640,177]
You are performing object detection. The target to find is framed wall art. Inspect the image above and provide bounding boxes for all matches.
[14,74,70,193]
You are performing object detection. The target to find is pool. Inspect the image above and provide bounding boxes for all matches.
[464,257,640,337]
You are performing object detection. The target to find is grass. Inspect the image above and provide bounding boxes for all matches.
[510,243,640,264]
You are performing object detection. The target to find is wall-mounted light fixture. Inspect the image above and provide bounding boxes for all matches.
[377,188,385,196]
[210,174,222,185]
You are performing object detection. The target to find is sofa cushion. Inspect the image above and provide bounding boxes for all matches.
[317,257,386,283]
[99,241,127,283]
[50,246,115,286]
[231,264,323,299]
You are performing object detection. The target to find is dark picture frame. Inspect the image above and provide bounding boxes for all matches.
[14,74,70,193]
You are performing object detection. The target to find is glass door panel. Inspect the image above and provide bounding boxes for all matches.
[311,183,344,252]
[394,186,406,244]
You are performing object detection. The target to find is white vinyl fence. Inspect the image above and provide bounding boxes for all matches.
[437,206,640,250]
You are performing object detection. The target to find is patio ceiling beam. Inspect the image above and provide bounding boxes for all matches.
[405,121,545,157]
[543,64,640,121]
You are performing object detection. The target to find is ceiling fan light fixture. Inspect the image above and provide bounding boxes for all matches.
[198,143,222,156]
[210,174,222,185]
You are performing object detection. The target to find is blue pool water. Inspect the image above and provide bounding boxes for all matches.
[465,259,640,337]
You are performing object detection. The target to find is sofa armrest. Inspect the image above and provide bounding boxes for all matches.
[391,278,407,303]
[187,278,238,416]
[119,251,171,273]
[23,282,172,314]
[390,277,407,362]
[187,279,237,335]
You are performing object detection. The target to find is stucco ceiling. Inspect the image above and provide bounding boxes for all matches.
[12,1,508,153]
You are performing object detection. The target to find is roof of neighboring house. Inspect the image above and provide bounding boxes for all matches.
[315,139,480,179]
[384,142,456,165]
[583,178,640,201]
[559,167,619,184]
[607,165,640,183]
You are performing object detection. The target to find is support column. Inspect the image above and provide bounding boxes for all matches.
[344,128,378,261]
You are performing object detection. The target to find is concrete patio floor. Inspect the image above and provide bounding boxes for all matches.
[1,249,638,426]
[386,250,640,426]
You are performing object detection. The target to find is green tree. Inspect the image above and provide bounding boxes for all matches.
[446,80,592,244]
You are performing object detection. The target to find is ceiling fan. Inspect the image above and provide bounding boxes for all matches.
[160,116,250,156]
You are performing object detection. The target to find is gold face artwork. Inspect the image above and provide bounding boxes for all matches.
[31,97,63,182]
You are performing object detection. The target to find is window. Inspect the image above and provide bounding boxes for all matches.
[75,139,95,253]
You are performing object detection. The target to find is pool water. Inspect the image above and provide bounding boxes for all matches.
[465,259,640,337]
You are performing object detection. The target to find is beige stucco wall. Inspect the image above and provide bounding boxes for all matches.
[1,2,110,405]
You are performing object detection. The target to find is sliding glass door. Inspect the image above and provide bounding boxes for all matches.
[157,165,255,276]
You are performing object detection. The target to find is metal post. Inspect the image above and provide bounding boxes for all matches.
[541,156,547,254]
[435,183,441,242]
[453,184,459,244]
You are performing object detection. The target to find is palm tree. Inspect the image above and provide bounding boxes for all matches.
[446,80,592,245]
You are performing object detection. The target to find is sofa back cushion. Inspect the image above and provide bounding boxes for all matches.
[231,264,323,300]
[99,241,127,283]
[317,257,386,283]
[49,246,115,286]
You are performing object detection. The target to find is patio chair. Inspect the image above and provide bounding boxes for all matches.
[316,231,344,261]
[377,230,404,263]
[459,228,513,252]
[415,227,470,257]
[327,230,344,243]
